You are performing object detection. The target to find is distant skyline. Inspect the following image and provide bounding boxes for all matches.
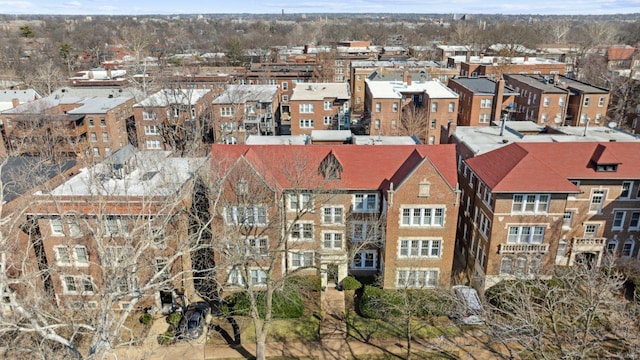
[1,0,639,16]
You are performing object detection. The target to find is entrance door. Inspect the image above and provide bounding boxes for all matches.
[327,264,339,287]
[576,252,597,268]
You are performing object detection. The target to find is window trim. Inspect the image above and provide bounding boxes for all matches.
[398,238,442,258]
[352,250,377,269]
[289,251,314,269]
[395,268,439,288]
[353,193,379,213]
[321,206,344,224]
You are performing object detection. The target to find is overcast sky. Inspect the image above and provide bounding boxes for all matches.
[1,0,639,15]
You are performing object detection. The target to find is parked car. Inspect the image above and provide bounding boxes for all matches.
[177,301,211,340]
[450,285,485,325]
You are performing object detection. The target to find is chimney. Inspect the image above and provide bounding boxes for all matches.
[480,53,485,60]
[11,98,19,108]
[494,78,505,122]
[403,70,409,84]
[553,73,560,85]
[406,75,412,86]
[107,68,112,78]
[465,51,471,63]
[524,55,529,62]
[446,119,457,139]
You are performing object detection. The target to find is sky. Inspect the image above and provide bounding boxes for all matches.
[1,0,639,15]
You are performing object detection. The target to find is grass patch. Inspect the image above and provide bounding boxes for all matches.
[119,311,153,345]
[346,311,460,342]
[241,315,320,343]
[352,351,458,360]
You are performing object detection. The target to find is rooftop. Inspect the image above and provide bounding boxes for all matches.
[450,55,563,66]
[290,83,350,101]
[449,77,519,95]
[67,96,132,114]
[213,85,279,104]
[135,88,211,107]
[366,79,458,99]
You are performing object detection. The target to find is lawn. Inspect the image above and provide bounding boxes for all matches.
[119,311,153,345]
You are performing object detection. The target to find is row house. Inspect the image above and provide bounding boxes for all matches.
[210,144,459,290]
[447,77,519,126]
[211,84,280,144]
[447,54,569,79]
[456,142,640,290]
[333,40,379,82]
[504,74,610,126]
[29,146,204,309]
[364,76,459,144]
[289,83,350,136]
[1,87,135,160]
[133,88,213,152]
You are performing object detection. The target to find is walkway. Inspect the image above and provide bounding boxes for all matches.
[319,285,347,341]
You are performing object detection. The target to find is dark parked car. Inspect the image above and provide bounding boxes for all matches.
[177,301,210,340]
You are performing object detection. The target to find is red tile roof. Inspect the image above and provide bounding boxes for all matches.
[210,144,458,191]
[607,46,637,61]
[466,142,640,193]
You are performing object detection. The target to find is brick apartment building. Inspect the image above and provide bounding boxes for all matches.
[211,84,280,143]
[289,83,350,136]
[503,74,610,126]
[447,54,569,79]
[210,144,459,290]
[455,141,640,290]
[364,76,459,144]
[447,77,519,126]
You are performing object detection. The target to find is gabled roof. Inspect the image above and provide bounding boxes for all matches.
[466,142,640,193]
[607,46,637,61]
[210,144,458,192]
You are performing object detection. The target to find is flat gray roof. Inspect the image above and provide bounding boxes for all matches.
[450,77,519,95]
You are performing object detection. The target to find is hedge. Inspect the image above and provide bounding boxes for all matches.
[359,285,452,320]
[223,290,305,319]
[341,276,362,290]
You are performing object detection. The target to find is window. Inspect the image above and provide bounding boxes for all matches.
[480,98,492,108]
[607,240,618,254]
[621,182,633,199]
[324,101,332,110]
[448,102,455,112]
[142,111,156,121]
[224,206,267,226]
[613,211,626,230]
[622,240,634,257]
[589,190,606,213]
[399,239,441,258]
[299,119,314,128]
[62,276,94,294]
[584,224,599,238]
[401,207,445,226]
[479,113,490,123]
[323,232,343,249]
[102,133,109,142]
[392,102,398,112]
[220,107,235,117]
[247,237,268,256]
[629,212,640,230]
[299,104,314,113]
[351,221,377,242]
[250,269,267,285]
[562,211,573,229]
[583,97,590,107]
[374,119,380,130]
[396,269,438,288]
[515,256,527,276]
[290,223,313,241]
[90,132,97,142]
[50,218,64,236]
[282,82,288,90]
[104,215,121,236]
[500,257,513,275]
[512,194,550,213]
[288,193,312,211]
[375,102,381,112]
[88,117,94,126]
[430,119,437,129]
[54,246,71,265]
[352,250,376,269]
[146,140,161,150]
[74,246,89,265]
[431,102,438,113]
[322,207,343,224]
[100,117,106,126]
[559,97,565,107]
[282,95,288,102]
[557,240,567,258]
[144,125,160,135]
[507,226,545,244]
[354,194,378,212]
[543,97,550,107]
[227,267,244,286]
[598,97,605,107]
[290,251,314,268]
[479,212,491,237]
[323,116,333,125]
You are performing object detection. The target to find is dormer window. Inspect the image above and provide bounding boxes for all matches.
[596,164,618,172]
[318,152,342,180]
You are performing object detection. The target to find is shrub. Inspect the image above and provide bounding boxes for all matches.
[287,275,322,292]
[158,330,175,345]
[224,290,304,319]
[358,285,452,319]
[139,312,153,325]
[341,276,362,290]
[167,312,182,326]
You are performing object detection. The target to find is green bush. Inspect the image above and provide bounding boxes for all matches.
[358,285,452,319]
[139,312,153,325]
[158,330,174,345]
[167,312,182,326]
[287,275,322,292]
[341,276,362,290]
[224,290,304,319]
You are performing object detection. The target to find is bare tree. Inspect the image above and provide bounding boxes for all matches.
[400,104,429,143]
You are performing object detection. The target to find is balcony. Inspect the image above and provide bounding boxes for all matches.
[572,237,606,252]
[498,243,550,254]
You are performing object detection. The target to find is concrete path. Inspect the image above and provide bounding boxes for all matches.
[319,285,347,341]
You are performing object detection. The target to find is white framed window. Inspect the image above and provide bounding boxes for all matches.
[282,82,288,91]
[299,119,314,128]
[392,102,398,112]
[507,226,545,244]
[290,222,313,241]
[299,104,315,113]
[401,207,445,226]
[322,232,343,249]
[562,211,574,229]
[543,97,550,107]
[374,119,380,129]
[514,256,527,276]
[479,212,491,238]
[90,132,97,142]
[430,119,437,129]
[73,246,89,266]
[431,102,438,113]
[351,221,377,242]
[584,224,600,238]
[144,125,160,135]
[399,239,441,258]
[103,215,125,236]
[375,102,381,112]
[353,193,378,212]
[224,206,267,226]
[324,101,332,110]
[290,251,314,269]
[396,269,438,288]
[142,111,156,121]
[480,98,492,108]
[479,113,490,123]
[250,269,267,285]
[622,239,634,257]
[247,237,269,256]
[62,275,94,294]
[511,194,550,213]
[146,140,161,150]
[352,250,377,269]
[598,97,605,107]
[612,211,626,231]
[50,218,64,236]
[500,257,514,275]
[606,239,618,254]
[227,266,245,286]
[323,116,333,125]
[322,206,343,224]
[589,190,606,213]
[621,181,633,199]
[282,95,288,102]
[448,102,455,112]
[54,246,71,265]
[583,97,590,107]
[102,133,109,142]
[629,212,640,230]
[220,107,235,117]
[288,193,312,211]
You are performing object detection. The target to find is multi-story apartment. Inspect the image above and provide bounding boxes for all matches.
[447,54,569,79]
[289,83,350,136]
[210,144,459,290]
[211,84,280,143]
[133,88,213,152]
[365,76,459,144]
[29,146,204,309]
[447,77,519,126]
[455,141,640,290]
[504,74,610,126]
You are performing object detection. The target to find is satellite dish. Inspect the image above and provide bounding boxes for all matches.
[608,121,617,129]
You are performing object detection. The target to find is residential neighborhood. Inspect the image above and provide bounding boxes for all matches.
[0,10,639,360]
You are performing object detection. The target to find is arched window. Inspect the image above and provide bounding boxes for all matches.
[606,239,619,255]
[500,257,513,275]
[515,256,527,276]
[622,239,635,257]
[529,255,542,275]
